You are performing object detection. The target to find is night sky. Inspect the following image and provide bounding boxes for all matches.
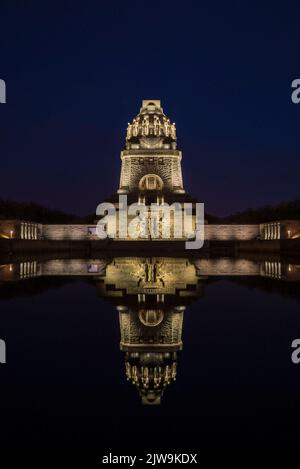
[0,1,300,216]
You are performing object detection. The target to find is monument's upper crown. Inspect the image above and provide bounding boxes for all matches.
[141,100,162,110]
[126,99,176,145]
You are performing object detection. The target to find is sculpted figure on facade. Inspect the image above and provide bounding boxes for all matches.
[163,117,170,137]
[142,116,149,136]
[126,123,132,140]
[154,116,160,136]
[170,123,176,140]
[133,118,139,136]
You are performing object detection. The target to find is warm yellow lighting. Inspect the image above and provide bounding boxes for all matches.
[9,264,13,272]
[287,230,291,238]
[10,230,13,238]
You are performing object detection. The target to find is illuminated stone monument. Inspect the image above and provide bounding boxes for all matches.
[102,100,200,241]
[96,256,205,403]
[118,100,184,196]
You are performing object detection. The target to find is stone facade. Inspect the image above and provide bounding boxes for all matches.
[42,224,96,240]
[36,222,298,242]
[119,153,183,193]
[118,100,184,194]
[40,223,259,241]
[205,224,259,240]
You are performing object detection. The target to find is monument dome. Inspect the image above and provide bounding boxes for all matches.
[126,100,177,149]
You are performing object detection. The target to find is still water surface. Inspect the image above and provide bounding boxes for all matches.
[0,254,300,448]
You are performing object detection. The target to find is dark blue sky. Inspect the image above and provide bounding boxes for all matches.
[0,0,300,216]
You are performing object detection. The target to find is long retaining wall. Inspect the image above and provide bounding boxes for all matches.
[42,225,93,240]
[41,224,260,241]
[204,224,259,241]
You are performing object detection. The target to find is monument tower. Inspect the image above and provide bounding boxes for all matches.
[118,100,185,198]
[102,100,199,241]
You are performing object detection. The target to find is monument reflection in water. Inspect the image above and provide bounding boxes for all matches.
[1,254,300,406]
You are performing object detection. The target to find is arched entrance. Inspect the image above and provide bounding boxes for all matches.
[139,174,164,191]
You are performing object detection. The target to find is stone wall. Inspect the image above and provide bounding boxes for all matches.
[128,157,174,191]
[204,224,259,241]
[119,154,183,193]
[42,223,259,241]
[42,224,93,240]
